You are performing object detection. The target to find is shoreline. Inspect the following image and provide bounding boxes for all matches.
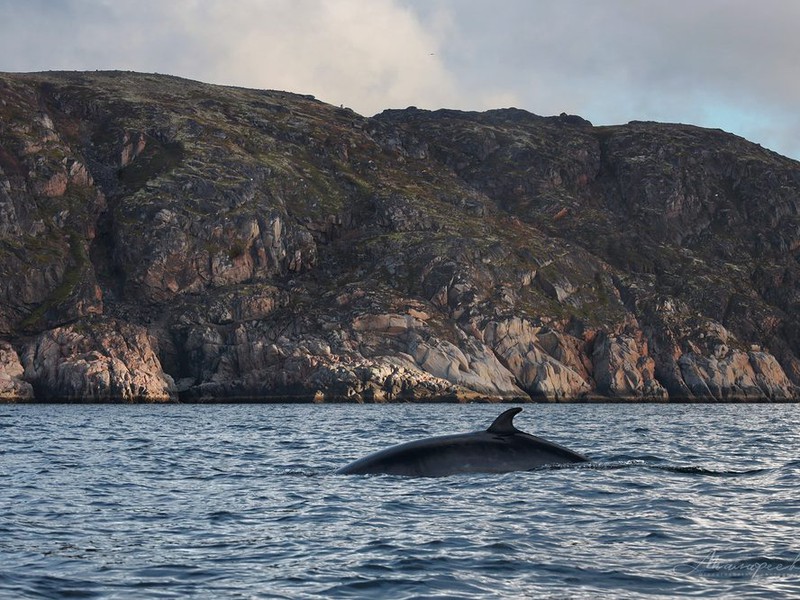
[2,396,797,405]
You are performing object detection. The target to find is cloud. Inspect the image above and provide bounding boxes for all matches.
[208,0,463,113]
[406,0,800,158]
[0,0,461,114]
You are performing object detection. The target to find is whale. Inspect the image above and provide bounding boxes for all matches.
[336,407,589,477]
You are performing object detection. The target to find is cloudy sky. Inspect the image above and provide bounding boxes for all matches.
[1,0,798,159]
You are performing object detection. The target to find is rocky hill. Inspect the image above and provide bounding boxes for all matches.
[0,71,797,402]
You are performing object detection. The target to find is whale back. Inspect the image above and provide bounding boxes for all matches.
[337,407,588,476]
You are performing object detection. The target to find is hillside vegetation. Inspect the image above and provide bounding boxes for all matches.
[0,71,797,401]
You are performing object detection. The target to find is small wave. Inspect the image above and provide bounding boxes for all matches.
[576,460,772,478]
[278,440,311,449]
[579,459,652,471]
[652,465,773,478]
[123,437,153,445]
[131,563,222,582]
[0,574,102,600]
[401,427,430,436]
[126,445,153,452]
[602,454,666,463]
[279,467,325,477]
[359,540,399,552]
[644,530,672,540]
[530,461,598,471]
[480,540,520,553]
[207,510,241,524]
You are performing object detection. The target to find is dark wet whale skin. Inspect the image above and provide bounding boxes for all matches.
[336,407,589,477]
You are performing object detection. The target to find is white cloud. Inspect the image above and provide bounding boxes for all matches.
[407,0,800,158]
[206,0,460,113]
[0,0,460,115]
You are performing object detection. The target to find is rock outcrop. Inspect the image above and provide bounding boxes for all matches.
[0,71,797,402]
[592,329,667,400]
[21,318,174,401]
[0,341,34,400]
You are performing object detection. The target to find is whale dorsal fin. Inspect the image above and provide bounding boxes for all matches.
[487,407,522,434]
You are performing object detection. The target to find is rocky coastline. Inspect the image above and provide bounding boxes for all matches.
[0,71,797,402]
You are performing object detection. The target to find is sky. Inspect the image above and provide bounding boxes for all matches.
[1,0,799,159]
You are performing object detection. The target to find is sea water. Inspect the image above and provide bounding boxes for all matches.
[1,403,799,599]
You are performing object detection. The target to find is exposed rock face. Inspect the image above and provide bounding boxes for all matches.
[0,71,797,401]
[22,318,174,401]
[484,318,590,400]
[592,329,667,400]
[0,341,34,400]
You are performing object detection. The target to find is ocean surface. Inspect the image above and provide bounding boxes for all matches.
[1,403,799,599]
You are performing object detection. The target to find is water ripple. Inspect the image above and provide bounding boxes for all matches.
[2,403,800,598]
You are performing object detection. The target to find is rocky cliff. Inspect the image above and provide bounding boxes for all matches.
[0,71,797,402]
